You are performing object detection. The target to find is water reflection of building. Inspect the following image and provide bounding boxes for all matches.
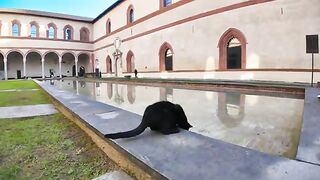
[79,81,86,88]
[107,83,113,99]
[127,85,136,104]
[95,82,100,96]
[160,87,173,102]
[217,92,245,128]
[114,84,124,104]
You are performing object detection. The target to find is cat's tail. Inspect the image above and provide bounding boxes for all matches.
[104,123,146,139]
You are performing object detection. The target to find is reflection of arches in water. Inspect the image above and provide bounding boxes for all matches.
[72,65,76,77]
[217,93,245,128]
[72,80,77,90]
[160,87,173,101]
[79,81,86,88]
[127,85,136,104]
[107,83,113,99]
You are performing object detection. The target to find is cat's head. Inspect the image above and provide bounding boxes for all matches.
[175,104,193,130]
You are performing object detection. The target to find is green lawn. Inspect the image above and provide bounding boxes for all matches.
[0,80,39,90]
[0,80,50,107]
[0,91,50,107]
[0,80,124,179]
[0,114,119,179]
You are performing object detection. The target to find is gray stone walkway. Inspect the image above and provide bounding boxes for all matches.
[37,80,320,180]
[0,104,58,119]
[92,171,133,180]
[297,88,320,165]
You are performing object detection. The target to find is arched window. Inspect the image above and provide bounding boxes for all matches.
[127,5,135,24]
[80,27,90,42]
[160,0,172,8]
[30,21,39,38]
[126,51,135,73]
[31,25,37,37]
[106,56,112,73]
[159,42,174,72]
[164,0,172,7]
[106,19,111,35]
[12,20,21,37]
[218,28,247,70]
[47,23,57,39]
[63,25,74,40]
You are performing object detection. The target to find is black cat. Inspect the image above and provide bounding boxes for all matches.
[105,101,192,139]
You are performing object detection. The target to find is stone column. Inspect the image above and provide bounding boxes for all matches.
[41,57,45,79]
[23,56,26,78]
[75,57,78,77]
[59,56,62,78]
[4,57,7,80]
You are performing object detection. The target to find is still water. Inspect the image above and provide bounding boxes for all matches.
[45,80,304,159]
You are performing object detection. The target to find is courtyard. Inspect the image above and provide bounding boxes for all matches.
[0,0,320,179]
[0,80,129,179]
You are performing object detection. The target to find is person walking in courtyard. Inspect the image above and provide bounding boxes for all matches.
[134,69,138,78]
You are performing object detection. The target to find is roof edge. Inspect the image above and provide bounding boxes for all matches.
[0,8,94,23]
[92,0,125,23]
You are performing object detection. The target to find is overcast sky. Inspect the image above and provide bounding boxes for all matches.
[0,0,118,18]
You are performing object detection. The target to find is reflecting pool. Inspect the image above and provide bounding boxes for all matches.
[45,80,304,159]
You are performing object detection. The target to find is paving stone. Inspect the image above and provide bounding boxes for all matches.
[92,171,133,180]
[0,104,58,119]
[297,88,320,165]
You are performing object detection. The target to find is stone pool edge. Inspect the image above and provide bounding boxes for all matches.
[35,81,165,180]
[35,80,320,180]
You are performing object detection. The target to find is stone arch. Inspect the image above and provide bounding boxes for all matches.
[0,51,4,80]
[61,52,76,77]
[11,19,21,36]
[43,51,60,59]
[26,50,42,78]
[218,28,247,70]
[61,51,76,58]
[29,21,40,38]
[159,42,174,72]
[77,52,90,76]
[5,49,24,58]
[44,51,60,78]
[6,50,24,79]
[26,49,42,58]
[80,27,90,42]
[127,5,135,24]
[126,50,135,73]
[106,55,112,73]
[47,23,57,39]
[63,25,74,40]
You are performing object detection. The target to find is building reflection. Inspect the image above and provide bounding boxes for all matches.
[95,82,100,96]
[217,92,245,128]
[114,84,124,104]
[127,85,136,104]
[107,83,113,99]
[79,81,86,88]
[160,87,173,102]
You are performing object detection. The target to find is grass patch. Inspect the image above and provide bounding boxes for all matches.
[0,114,120,179]
[0,90,50,107]
[0,80,50,107]
[0,80,39,90]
